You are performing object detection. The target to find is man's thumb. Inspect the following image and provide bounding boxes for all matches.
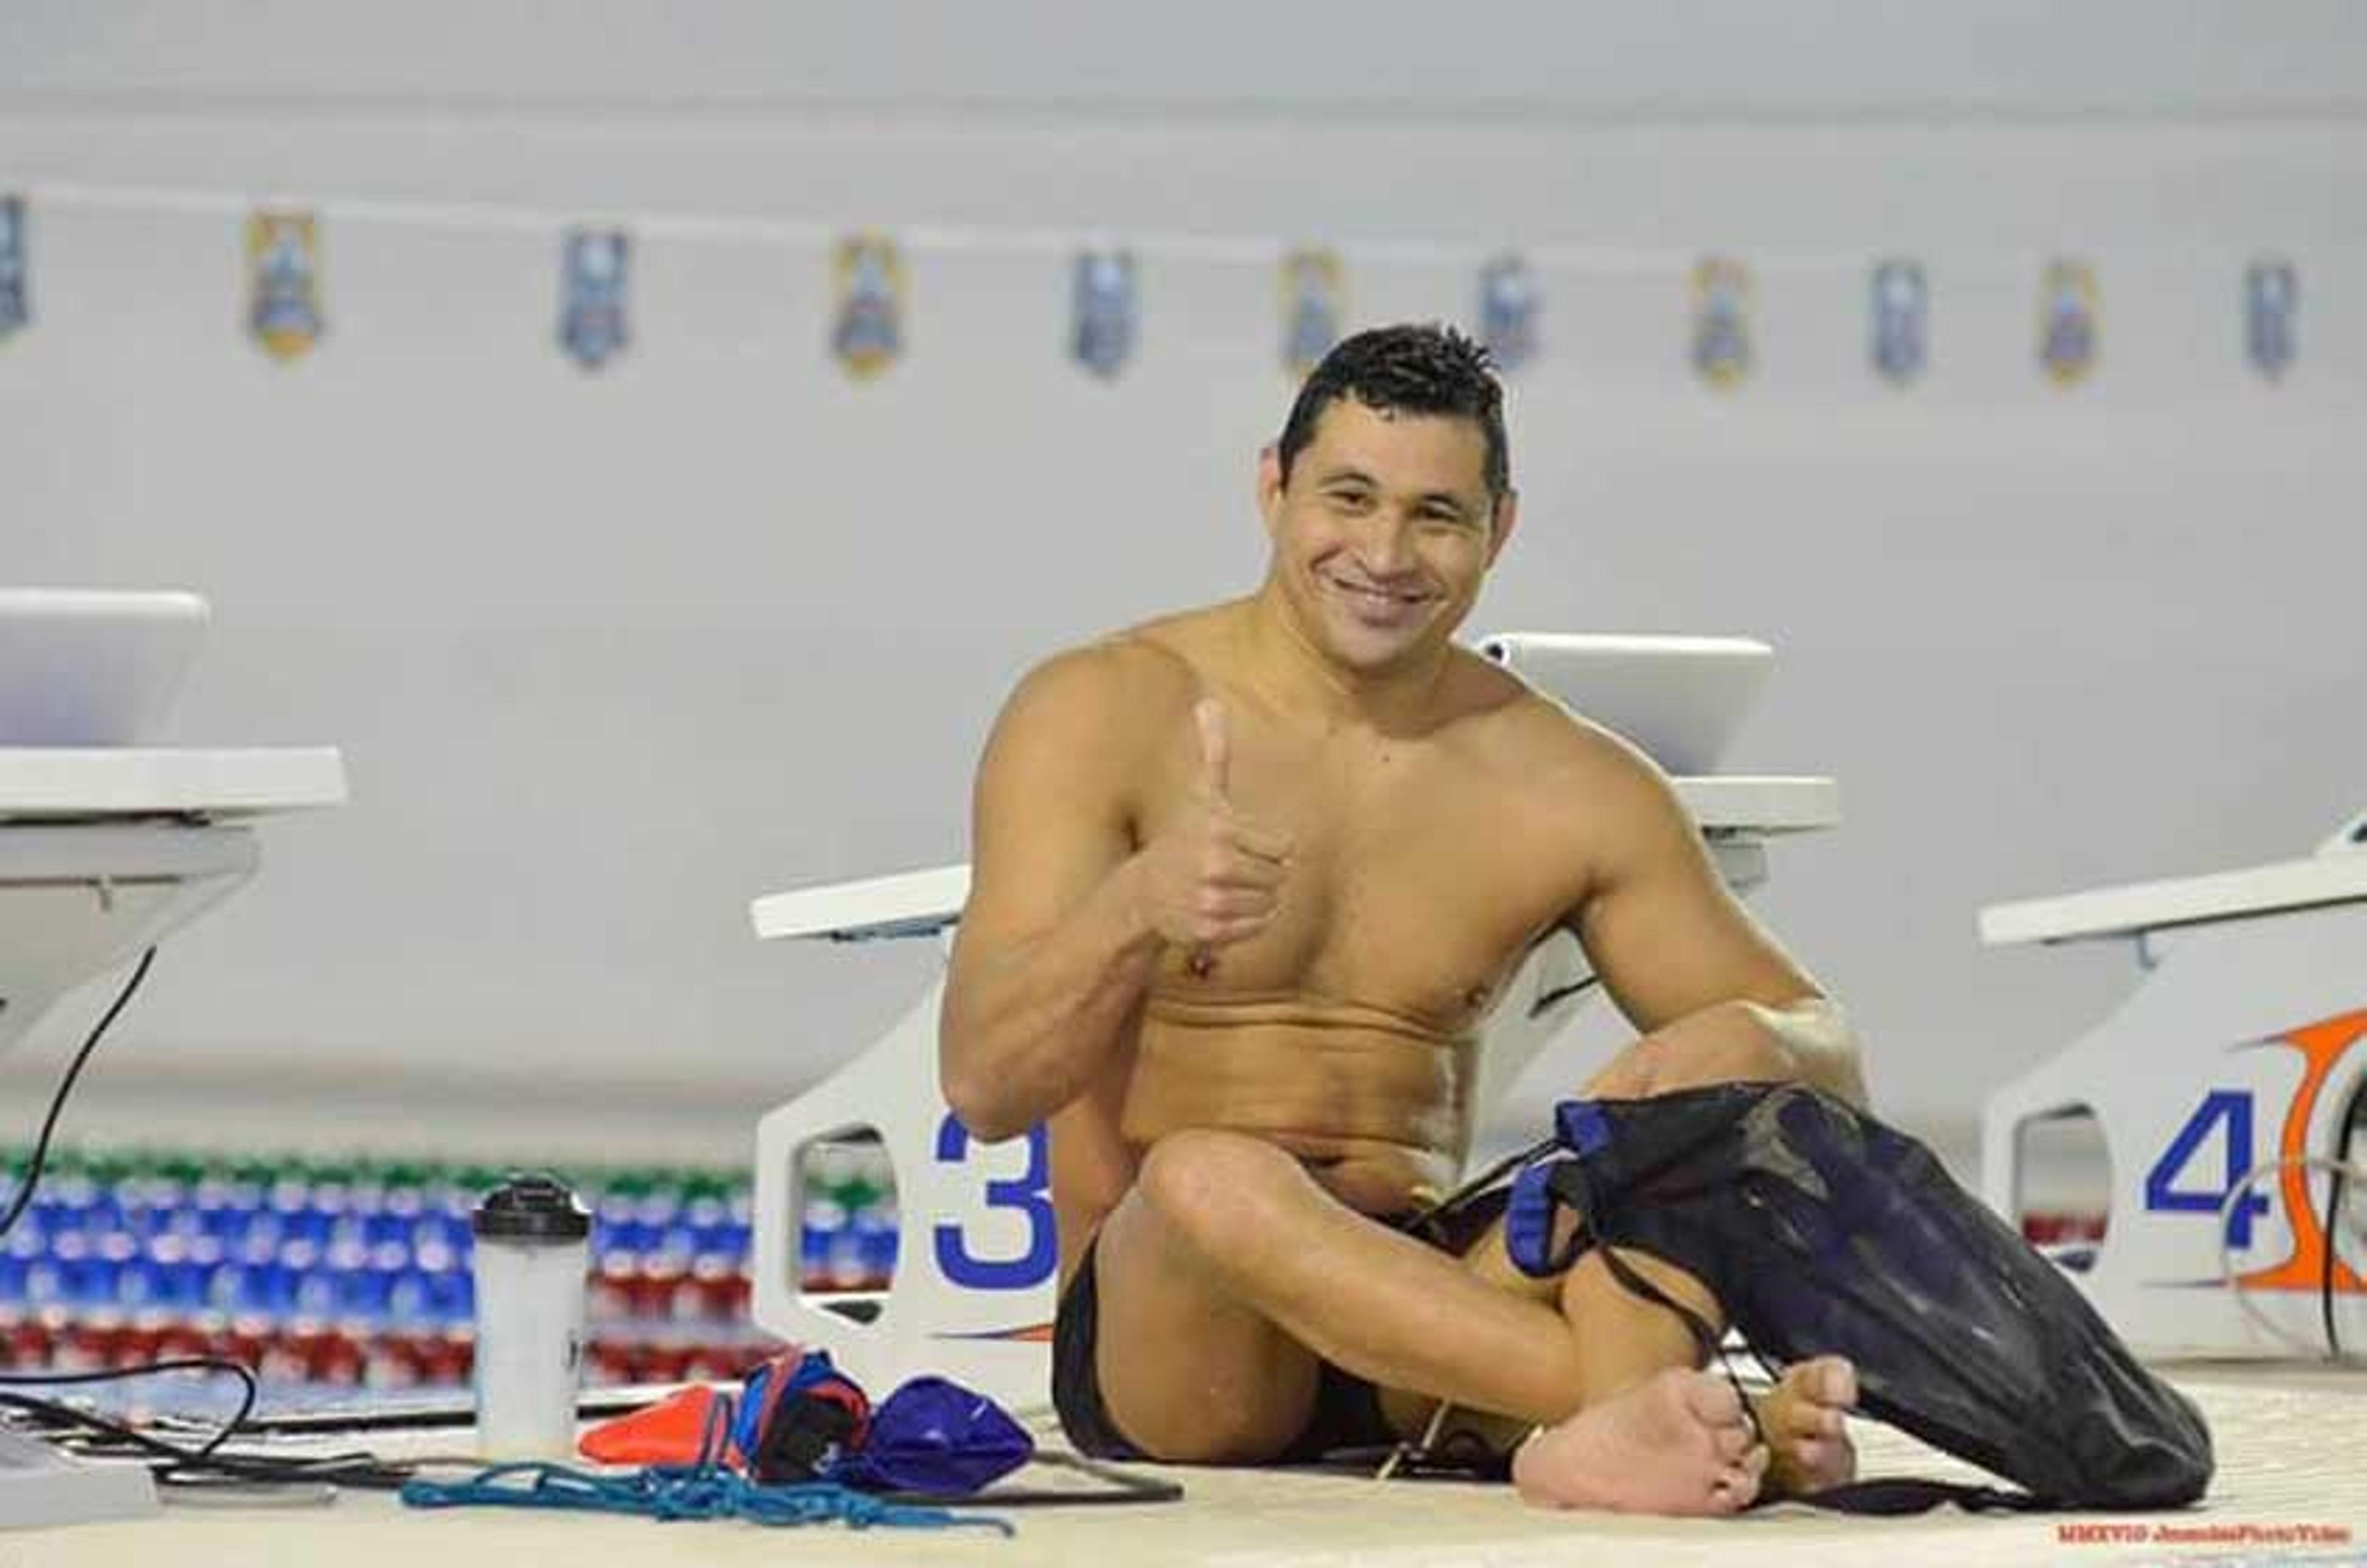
[1194,698,1230,799]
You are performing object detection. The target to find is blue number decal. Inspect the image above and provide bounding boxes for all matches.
[2143,1090,2272,1248]
[932,1116,1057,1290]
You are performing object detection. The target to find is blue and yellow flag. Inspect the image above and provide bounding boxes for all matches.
[1691,257,1751,389]
[247,209,325,362]
[833,234,906,379]
[1281,249,1343,378]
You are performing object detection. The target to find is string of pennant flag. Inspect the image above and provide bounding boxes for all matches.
[0,184,2308,386]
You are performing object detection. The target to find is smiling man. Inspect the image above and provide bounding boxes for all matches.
[938,324,1868,1514]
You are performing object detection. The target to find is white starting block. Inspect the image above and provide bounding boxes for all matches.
[745,634,1839,1411]
[0,749,347,1065]
[0,590,345,1526]
[1980,814,2367,1359]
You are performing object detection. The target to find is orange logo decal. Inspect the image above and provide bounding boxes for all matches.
[2234,1010,2366,1296]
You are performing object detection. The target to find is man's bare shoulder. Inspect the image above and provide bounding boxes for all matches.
[1452,653,1676,806]
[1119,602,1241,676]
[993,616,1214,748]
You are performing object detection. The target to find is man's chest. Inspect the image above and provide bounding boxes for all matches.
[1140,727,1586,1026]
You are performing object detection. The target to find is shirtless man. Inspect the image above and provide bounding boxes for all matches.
[938,324,1868,1514]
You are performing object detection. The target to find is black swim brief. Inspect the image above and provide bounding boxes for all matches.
[1050,1186,1511,1466]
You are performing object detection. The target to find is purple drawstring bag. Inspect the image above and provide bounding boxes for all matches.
[832,1376,1035,1497]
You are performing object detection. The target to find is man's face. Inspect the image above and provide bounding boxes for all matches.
[1258,396,1516,676]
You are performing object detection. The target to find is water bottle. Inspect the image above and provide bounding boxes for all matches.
[469,1174,590,1458]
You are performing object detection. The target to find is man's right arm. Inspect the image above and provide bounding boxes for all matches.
[939,648,1159,1143]
[939,648,1289,1142]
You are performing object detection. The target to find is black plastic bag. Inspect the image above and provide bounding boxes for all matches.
[1503,1082,2213,1511]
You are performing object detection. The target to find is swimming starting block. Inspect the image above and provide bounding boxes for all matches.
[1980,812,2367,1359]
[745,635,1839,1411]
[0,590,346,1527]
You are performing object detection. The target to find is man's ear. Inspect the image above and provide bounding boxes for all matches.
[1256,444,1286,543]
[1484,488,1521,568]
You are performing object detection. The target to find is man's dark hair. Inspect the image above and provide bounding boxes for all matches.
[1275,323,1510,502]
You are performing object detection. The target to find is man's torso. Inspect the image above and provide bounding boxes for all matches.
[1049,603,1632,1269]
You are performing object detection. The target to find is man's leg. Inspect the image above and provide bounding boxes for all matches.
[1089,1167,1325,1462]
[1373,1207,1711,1448]
[1377,1209,1859,1503]
[1093,1128,1764,1511]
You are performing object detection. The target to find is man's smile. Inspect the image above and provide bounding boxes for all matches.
[1318,570,1434,623]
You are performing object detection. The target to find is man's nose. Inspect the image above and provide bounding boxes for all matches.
[1353,512,1417,576]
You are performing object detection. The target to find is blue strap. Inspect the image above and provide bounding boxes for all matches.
[727,1364,771,1461]
[1503,1100,1623,1276]
[1506,1158,1586,1278]
[1553,1099,1613,1156]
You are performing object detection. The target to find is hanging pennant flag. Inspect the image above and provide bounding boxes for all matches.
[832,233,905,379]
[1281,249,1343,377]
[247,209,325,362]
[0,195,27,343]
[2037,258,2098,387]
[1690,257,1751,389]
[1069,248,1137,380]
[1477,253,1539,372]
[1869,258,1927,386]
[557,227,631,372]
[2244,256,2297,383]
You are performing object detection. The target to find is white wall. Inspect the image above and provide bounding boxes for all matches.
[2,1,2363,1161]
[5,0,2365,113]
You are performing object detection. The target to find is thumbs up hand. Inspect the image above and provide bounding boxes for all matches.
[1195,695,1232,803]
[1131,698,1293,966]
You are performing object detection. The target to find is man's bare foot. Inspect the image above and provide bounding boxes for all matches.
[1512,1368,1768,1516]
[1754,1355,1858,1497]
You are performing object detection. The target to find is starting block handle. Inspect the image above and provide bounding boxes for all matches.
[751,865,970,943]
[1979,854,2367,950]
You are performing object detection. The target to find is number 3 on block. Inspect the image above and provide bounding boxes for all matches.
[931,1116,1058,1290]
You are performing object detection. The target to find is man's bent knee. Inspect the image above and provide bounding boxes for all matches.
[1095,1137,1326,1465]
[1134,1127,1307,1263]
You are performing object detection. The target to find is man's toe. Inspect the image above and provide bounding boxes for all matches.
[1678,1370,1746,1426]
[1807,1355,1857,1408]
